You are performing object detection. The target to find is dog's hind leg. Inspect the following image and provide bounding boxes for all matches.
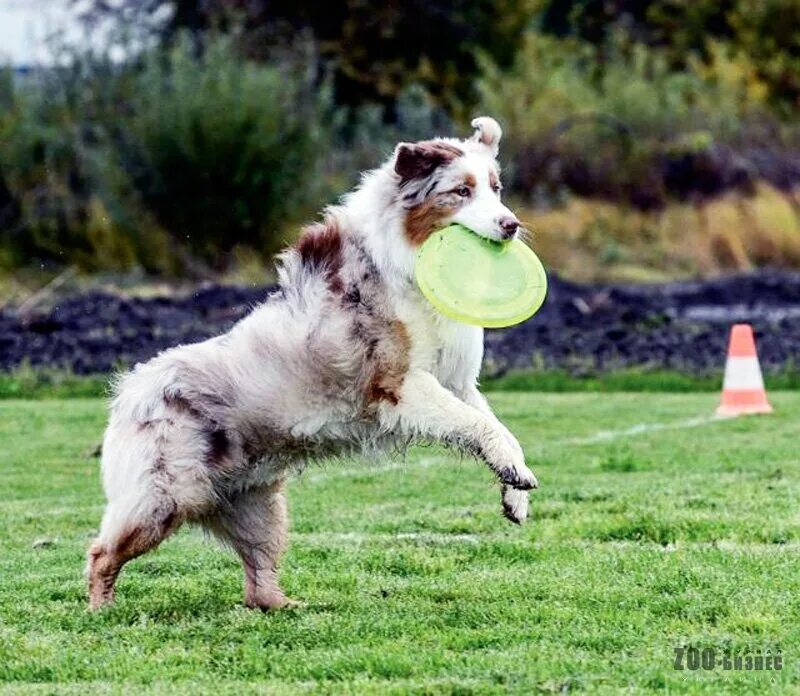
[204,479,295,611]
[87,495,181,610]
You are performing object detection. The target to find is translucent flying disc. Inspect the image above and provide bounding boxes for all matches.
[415,224,548,328]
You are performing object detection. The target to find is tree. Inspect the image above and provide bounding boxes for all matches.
[76,0,537,113]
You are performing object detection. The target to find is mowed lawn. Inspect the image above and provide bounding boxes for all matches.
[1,392,799,694]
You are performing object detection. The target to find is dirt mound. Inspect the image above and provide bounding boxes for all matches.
[485,270,800,376]
[2,271,798,376]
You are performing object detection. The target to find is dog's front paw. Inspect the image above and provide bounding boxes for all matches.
[494,446,538,491]
[501,486,529,524]
[482,429,537,491]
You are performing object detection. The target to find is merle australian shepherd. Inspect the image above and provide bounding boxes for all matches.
[88,117,538,611]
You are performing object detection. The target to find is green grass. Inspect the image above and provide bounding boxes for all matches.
[1,393,799,694]
[0,369,111,400]
[483,368,800,393]
[5,367,800,399]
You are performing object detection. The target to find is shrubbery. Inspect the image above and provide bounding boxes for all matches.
[476,33,798,209]
[535,0,800,115]
[0,2,798,280]
[77,0,537,113]
[0,34,331,274]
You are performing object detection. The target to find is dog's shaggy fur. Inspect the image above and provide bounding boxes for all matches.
[87,117,538,610]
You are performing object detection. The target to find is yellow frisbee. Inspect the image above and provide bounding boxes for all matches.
[415,224,548,328]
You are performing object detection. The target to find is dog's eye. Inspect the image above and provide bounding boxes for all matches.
[492,183,502,194]
[456,186,471,198]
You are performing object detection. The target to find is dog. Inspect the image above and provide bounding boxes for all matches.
[87,116,538,611]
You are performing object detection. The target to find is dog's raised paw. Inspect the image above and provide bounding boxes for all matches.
[501,486,529,524]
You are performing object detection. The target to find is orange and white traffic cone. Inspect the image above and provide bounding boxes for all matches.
[717,324,773,417]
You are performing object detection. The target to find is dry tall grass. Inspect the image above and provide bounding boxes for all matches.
[521,184,800,281]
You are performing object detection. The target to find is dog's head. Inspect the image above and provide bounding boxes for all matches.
[393,117,520,246]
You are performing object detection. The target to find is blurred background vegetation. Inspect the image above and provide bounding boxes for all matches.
[1,0,799,298]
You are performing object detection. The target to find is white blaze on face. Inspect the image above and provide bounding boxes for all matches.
[449,153,518,241]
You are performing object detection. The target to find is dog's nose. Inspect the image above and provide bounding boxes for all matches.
[499,216,519,239]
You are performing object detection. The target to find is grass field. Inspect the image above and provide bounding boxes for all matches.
[1,392,799,694]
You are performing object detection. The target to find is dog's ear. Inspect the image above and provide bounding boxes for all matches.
[470,117,502,157]
[394,141,462,182]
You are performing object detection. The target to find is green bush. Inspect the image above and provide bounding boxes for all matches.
[327,84,454,190]
[475,32,783,207]
[121,35,332,265]
[478,33,768,149]
[0,34,332,274]
[536,0,800,114]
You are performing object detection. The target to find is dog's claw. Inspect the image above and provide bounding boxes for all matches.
[499,467,538,491]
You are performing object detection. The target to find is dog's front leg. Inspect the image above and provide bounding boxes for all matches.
[459,384,532,525]
[381,370,537,521]
[459,385,524,459]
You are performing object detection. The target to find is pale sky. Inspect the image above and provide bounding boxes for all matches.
[0,0,126,66]
[0,0,85,66]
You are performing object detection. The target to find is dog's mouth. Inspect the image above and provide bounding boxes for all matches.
[450,214,521,244]
[465,225,518,244]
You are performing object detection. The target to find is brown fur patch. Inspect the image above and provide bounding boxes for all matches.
[405,173,478,246]
[405,197,459,246]
[395,141,463,182]
[365,320,411,406]
[115,525,145,557]
[296,217,344,293]
[115,508,178,558]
